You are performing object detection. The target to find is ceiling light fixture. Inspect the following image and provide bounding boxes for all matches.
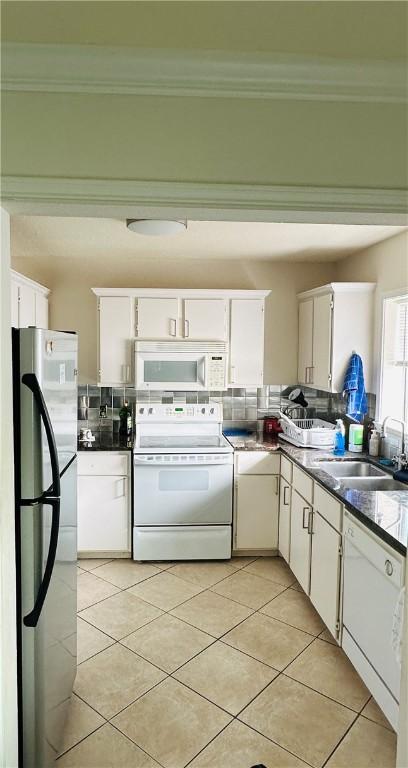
[126,219,187,236]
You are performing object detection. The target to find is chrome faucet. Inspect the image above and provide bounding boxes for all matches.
[381,416,408,471]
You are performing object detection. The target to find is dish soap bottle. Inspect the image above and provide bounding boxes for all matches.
[369,429,380,457]
[333,419,345,456]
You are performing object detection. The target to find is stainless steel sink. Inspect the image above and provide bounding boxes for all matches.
[340,477,408,491]
[317,460,386,478]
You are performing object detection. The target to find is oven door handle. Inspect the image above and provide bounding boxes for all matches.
[133,456,230,467]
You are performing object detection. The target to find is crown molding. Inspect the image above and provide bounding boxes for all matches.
[11,269,50,296]
[3,43,407,104]
[2,176,407,224]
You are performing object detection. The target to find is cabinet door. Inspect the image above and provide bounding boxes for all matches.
[297,299,313,385]
[99,296,133,385]
[35,293,49,329]
[235,474,279,550]
[11,280,19,327]
[137,297,179,339]
[183,299,227,340]
[310,511,341,637]
[18,283,36,327]
[279,479,291,563]
[289,489,311,592]
[312,293,333,390]
[229,299,264,387]
[78,475,129,552]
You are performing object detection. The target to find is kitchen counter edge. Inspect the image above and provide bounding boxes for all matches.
[228,436,408,557]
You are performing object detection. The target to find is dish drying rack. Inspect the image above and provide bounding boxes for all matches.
[278,412,336,449]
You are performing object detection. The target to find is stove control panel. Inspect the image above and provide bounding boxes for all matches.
[136,402,222,422]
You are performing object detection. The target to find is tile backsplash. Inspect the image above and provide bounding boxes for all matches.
[77,384,376,438]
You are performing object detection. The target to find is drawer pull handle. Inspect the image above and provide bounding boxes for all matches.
[283,485,289,506]
[385,559,394,577]
[302,507,309,529]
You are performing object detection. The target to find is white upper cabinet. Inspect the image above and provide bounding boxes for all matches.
[98,296,133,385]
[229,299,264,387]
[312,292,333,390]
[297,283,375,393]
[11,271,49,329]
[136,297,179,339]
[11,279,19,327]
[17,282,36,327]
[184,299,227,341]
[93,289,269,388]
[35,292,49,330]
[297,298,313,385]
[136,297,228,340]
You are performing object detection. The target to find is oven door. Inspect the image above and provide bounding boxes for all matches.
[133,454,233,525]
[135,352,207,390]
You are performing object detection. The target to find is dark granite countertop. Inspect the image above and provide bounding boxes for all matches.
[227,434,408,556]
[78,434,133,452]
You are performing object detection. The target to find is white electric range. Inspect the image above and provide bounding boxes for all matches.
[133,403,233,561]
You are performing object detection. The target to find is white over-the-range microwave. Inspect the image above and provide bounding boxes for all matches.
[134,341,228,391]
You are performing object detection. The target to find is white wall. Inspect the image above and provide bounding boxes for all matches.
[11,253,336,385]
[337,230,408,396]
[0,208,18,768]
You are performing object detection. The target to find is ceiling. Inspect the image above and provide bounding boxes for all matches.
[11,217,406,264]
[2,2,406,61]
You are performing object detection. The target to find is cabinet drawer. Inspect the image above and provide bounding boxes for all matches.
[280,455,293,483]
[313,483,342,531]
[78,452,129,476]
[236,451,280,475]
[292,465,313,503]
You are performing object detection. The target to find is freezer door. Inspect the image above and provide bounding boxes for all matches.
[19,328,78,499]
[20,457,77,768]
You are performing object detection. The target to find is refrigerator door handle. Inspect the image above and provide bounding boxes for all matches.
[22,372,61,497]
[23,497,60,628]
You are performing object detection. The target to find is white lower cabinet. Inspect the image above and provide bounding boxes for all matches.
[235,475,279,550]
[310,511,342,637]
[289,489,312,592]
[234,451,280,551]
[77,452,130,555]
[278,478,291,562]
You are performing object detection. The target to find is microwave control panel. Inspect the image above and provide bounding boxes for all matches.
[207,354,226,389]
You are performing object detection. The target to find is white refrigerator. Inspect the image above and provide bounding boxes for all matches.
[13,328,78,768]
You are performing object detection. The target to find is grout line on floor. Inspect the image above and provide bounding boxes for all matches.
[320,710,360,767]
[103,719,168,768]
[105,673,172,723]
[280,670,370,716]
[56,721,107,762]
[254,606,324,638]
[233,716,317,768]
[206,581,292,611]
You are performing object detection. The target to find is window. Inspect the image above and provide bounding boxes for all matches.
[379,292,408,426]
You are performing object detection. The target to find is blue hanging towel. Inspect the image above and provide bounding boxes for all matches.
[343,353,368,421]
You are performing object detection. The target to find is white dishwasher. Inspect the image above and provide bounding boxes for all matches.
[342,512,405,730]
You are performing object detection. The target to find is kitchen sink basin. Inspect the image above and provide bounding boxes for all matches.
[317,460,386,478]
[340,477,408,491]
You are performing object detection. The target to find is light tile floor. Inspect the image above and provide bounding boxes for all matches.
[57,556,397,768]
